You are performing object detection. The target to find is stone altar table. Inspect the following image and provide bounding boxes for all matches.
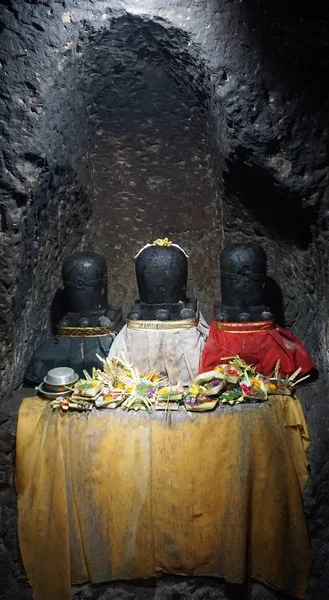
[15,396,311,600]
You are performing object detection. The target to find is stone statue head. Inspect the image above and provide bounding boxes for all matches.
[62,251,108,313]
[220,243,267,308]
[215,243,274,322]
[135,239,188,304]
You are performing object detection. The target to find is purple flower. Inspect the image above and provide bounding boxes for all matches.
[185,396,198,406]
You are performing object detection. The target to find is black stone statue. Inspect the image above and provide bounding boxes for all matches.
[127,239,197,320]
[201,242,315,377]
[25,252,122,384]
[58,252,120,328]
[215,244,274,322]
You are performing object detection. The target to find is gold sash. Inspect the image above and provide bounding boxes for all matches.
[215,320,275,334]
[127,317,198,331]
[57,326,115,337]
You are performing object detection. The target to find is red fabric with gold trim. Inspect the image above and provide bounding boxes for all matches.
[199,320,315,377]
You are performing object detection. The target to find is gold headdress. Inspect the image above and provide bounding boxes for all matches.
[134,238,189,258]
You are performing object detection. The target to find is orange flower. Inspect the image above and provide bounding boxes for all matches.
[250,378,261,388]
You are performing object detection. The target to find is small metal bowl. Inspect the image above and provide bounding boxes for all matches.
[44,367,78,387]
[37,383,72,400]
[44,383,70,393]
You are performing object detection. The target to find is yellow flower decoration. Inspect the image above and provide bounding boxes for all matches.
[150,373,160,382]
[250,378,261,388]
[153,237,172,247]
[189,384,200,396]
[158,387,169,395]
[269,383,277,390]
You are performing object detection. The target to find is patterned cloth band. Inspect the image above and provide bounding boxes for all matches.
[57,326,115,337]
[215,321,275,334]
[127,317,198,331]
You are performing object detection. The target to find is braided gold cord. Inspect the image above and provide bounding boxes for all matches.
[215,320,275,334]
[127,318,198,331]
[57,326,116,337]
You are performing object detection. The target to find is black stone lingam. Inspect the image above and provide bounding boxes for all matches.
[25,252,122,384]
[58,252,120,328]
[127,241,197,320]
[215,244,274,322]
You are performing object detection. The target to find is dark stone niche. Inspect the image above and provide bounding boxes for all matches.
[0,1,329,599]
[76,15,223,317]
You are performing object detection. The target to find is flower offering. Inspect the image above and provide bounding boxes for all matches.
[48,354,310,412]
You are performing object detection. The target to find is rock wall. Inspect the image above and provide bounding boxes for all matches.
[1,0,329,599]
[1,0,329,393]
[77,16,223,316]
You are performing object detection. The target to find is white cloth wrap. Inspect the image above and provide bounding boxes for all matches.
[108,314,209,386]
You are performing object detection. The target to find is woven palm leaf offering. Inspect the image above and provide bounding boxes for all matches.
[263,361,310,396]
[94,352,166,411]
[50,396,94,412]
[72,371,103,398]
[214,355,267,405]
[51,368,104,411]
[192,371,226,396]
[184,381,220,412]
[184,356,253,411]
[157,385,187,402]
[92,353,135,408]
[120,376,157,411]
[50,353,310,413]
[214,355,256,383]
[237,373,267,401]
[155,385,187,411]
[184,387,219,411]
[189,356,311,409]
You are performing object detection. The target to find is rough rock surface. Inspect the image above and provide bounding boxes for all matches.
[81,16,222,317]
[1,0,329,388]
[1,0,329,599]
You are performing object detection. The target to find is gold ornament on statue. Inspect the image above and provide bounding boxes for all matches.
[153,237,173,247]
[135,238,189,258]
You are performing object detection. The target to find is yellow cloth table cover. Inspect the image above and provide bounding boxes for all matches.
[15,396,311,600]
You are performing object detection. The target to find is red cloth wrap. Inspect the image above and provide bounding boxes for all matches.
[200,320,315,377]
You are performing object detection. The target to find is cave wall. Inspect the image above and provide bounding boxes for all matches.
[1,1,329,599]
[0,3,226,394]
[1,0,329,395]
[76,16,223,316]
[0,0,93,392]
[1,0,329,396]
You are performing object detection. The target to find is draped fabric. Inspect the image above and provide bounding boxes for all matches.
[200,321,315,377]
[16,395,311,600]
[108,315,209,385]
[24,334,116,383]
